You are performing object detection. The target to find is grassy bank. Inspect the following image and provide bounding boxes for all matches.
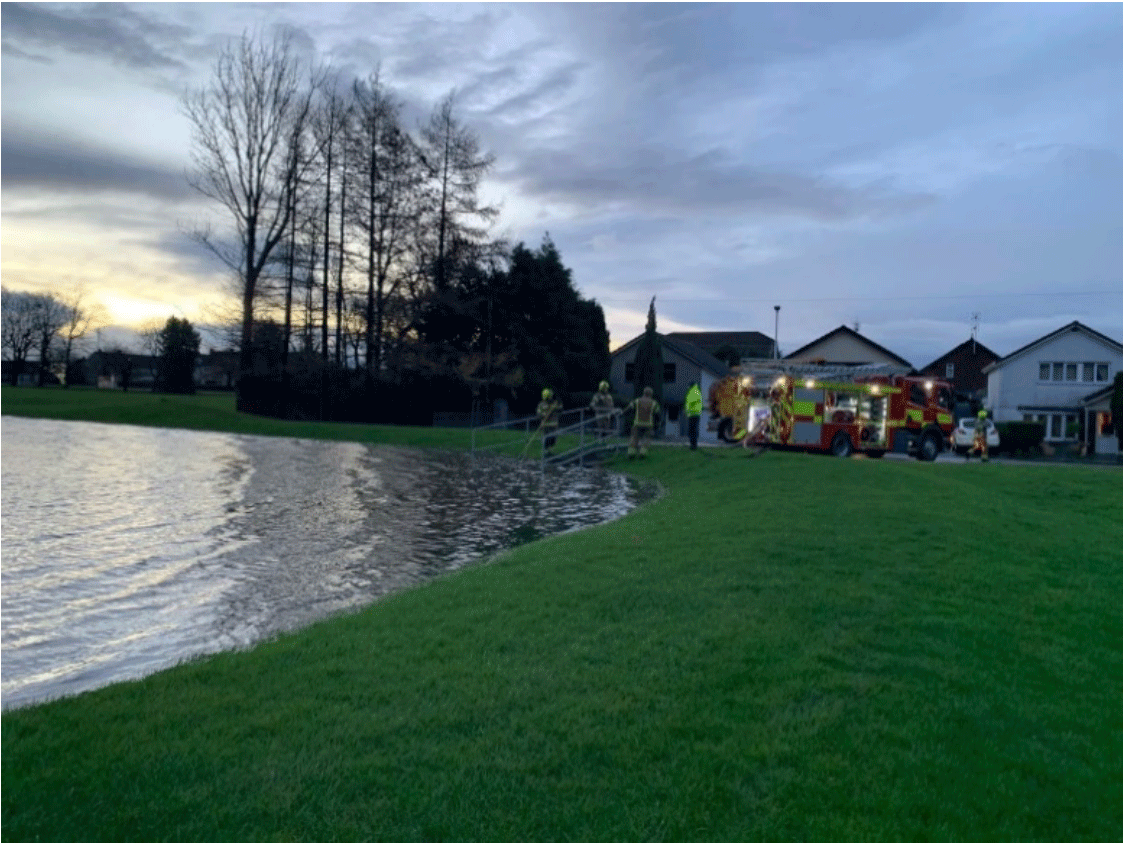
[2,388,1121,840]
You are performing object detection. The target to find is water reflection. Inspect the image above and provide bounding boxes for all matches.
[1,417,657,709]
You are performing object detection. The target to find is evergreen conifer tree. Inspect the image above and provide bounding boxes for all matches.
[631,296,664,416]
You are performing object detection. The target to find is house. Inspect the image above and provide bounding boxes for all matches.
[609,332,731,440]
[784,325,913,373]
[664,331,775,365]
[918,337,1000,401]
[195,350,239,390]
[1,361,60,386]
[84,351,158,390]
[982,321,1122,454]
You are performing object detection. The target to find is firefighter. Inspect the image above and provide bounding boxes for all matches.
[685,382,703,449]
[624,386,661,459]
[536,388,561,453]
[590,380,615,438]
[970,408,990,462]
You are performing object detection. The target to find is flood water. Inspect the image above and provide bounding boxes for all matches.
[1,416,658,710]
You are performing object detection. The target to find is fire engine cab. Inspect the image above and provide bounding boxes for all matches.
[708,361,955,460]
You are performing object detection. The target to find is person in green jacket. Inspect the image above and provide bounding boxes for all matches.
[685,382,703,450]
[623,386,660,459]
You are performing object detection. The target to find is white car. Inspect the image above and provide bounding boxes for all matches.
[952,417,1000,454]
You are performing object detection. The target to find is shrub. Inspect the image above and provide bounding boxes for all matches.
[996,421,1045,455]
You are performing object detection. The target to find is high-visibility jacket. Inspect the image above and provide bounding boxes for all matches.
[590,391,614,418]
[632,396,659,428]
[685,384,703,417]
[537,400,560,429]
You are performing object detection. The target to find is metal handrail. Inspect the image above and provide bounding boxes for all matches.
[470,406,627,467]
[539,408,625,468]
[470,414,540,456]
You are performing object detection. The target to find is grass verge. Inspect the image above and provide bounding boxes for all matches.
[2,387,1121,840]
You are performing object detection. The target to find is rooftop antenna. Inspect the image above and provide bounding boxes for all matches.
[853,321,861,334]
[971,312,980,354]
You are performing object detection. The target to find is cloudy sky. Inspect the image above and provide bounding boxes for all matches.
[2,2,1121,367]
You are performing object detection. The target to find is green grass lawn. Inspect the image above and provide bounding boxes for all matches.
[2,386,1121,841]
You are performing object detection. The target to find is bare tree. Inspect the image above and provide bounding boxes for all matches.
[418,90,498,294]
[2,287,38,384]
[26,293,70,386]
[347,75,430,379]
[182,30,320,400]
[311,77,352,365]
[138,319,164,391]
[56,285,107,387]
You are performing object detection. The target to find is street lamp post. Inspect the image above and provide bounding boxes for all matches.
[773,305,780,359]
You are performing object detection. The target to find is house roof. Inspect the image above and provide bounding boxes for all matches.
[611,331,731,377]
[1079,383,1116,406]
[783,325,913,370]
[917,337,1000,373]
[982,321,1123,374]
[664,330,774,358]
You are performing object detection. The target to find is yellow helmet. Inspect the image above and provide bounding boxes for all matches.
[542,388,552,400]
[977,409,987,418]
[599,380,609,391]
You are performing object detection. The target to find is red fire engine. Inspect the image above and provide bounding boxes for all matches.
[708,361,955,460]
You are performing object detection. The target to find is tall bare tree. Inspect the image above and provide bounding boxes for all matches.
[2,287,38,384]
[347,75,428,378]
[56,285,107,387]
[312,78,352,365]
[182,30,320,400]
[25,293,70,386]
[418,90,498,294]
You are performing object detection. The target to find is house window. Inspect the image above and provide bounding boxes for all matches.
[1065,363,1077,381]
[1052,362,1064,381]
[624,363,634,382]
[1050,415,1063,438]
[1099,412,1113,436]
[945,362,954,379]
[1096,364,1109,382]
[1083,363,1094,381]
[663,363,676,383]
[1039,363,1050,380]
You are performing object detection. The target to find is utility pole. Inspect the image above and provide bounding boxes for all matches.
[773,305,780,359]
[971,312,980,355]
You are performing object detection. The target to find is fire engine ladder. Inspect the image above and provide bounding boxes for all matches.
[735,359,896,382]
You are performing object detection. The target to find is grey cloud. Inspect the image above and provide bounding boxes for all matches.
[1,2,190,71]
[502,143,936,223]
[1,40,50,63]
[485,60,587,121]
[1,124,193,201]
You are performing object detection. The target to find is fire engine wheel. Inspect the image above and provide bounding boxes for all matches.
[830,432,853,458]
[918,433,941,462]
[717,418,734,443]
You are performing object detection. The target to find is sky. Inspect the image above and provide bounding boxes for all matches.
[2,1,1121,369]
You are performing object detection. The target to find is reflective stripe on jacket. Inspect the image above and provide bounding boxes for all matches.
[634,397,659,427]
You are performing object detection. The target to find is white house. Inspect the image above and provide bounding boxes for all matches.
[982,321,1122,455]
[784,325,913,374]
